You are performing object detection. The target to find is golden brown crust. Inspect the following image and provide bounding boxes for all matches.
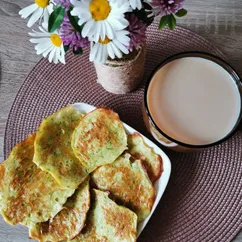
[29,177,91,242]
[156,154,164,182]
[127,132,163,183]
[91,153,155,222]
[33,105,87,189]
[98,192,137,241]
[73,189,137,242]
[0,134,74,226]
[72,108,127,171]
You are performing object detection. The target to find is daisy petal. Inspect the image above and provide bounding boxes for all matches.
[71,7,82,17]
[71,0,83,8]
[29,27,49,37]
[81,11,92,22]
[110,42,122,58]
[117,30,130,36]
[93,21,102,42]
[59,45,66,64]
[38,26,47,32]
[136,0,142,10]
[42,5,53,28]
[110,1,131,13]
[42,46,54,58]
[53,57,58,64]
[82,19,94,38]
[97,44,103,63]
[54,47,61,64]
[119,36,130,46]
[30,37,50,44]
[116,0,125,7]
[27,8,43,28]
[71,6,90,17]
[53,49,58,64]
[90,43,98,61]
[83,0,92,7]
[101,45,108,63]
[113,40,129,54]
[107,43,115,59]
[48,48,56,63]
[78,18,86,26]
[36,46,51,55]
[104,22,115,40]
[100,22,106,41]
[30,38,42,44]
[19,4,38,19]
[108,18,129,30]
[118,18,129,28]
[35,42,52,55]
[43,9,50,29]
[29,32,50,37]
[47,4,54,15]
[130,0,136,9]
[116,30,130,45]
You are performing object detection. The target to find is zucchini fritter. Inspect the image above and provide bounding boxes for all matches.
[29,177,91,242]
[72,189,137,242]
[91,153,155,221]
[127,133,163,183]
[33,105,88,189]
[72,108,127,171]
[0,134,74,226]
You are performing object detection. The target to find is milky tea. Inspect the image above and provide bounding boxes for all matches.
[145,56,241,149]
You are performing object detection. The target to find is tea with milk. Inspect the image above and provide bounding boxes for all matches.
[147,57,241,146]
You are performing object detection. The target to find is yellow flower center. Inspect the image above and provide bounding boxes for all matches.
[89,0,111,21]
[99,36,111,44]
[35,0,49,8]
[50,34,62,47]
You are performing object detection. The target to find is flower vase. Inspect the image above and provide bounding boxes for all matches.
[94,44,146,94]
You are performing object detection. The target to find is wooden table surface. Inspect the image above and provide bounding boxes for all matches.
[0,0,242,241]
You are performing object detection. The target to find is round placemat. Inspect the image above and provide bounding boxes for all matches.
[4,25,242,242]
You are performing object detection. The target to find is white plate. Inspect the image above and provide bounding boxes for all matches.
[72,102,172,238]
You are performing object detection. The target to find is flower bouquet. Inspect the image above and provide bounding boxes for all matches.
[20,0,187,93]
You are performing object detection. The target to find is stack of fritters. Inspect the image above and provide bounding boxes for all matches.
[0,105,163,242]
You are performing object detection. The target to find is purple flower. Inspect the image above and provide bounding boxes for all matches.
[54,0,71,11]
[60,16,89,51]
[126,14,147,51]
[151,0,184,17]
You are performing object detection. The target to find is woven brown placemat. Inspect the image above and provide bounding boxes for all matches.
[4,25,242,242]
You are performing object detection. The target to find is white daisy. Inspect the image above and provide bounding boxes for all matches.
[111,0,142,10]
[19,0,53,28]
[29,26,65,64]
[90,30,130,63]
[71,0,131,42]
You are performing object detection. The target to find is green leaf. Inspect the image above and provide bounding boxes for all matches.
[168,14,176,30]
[67,10,83,32]
[64,45,69,52]
[159,15,169,30]
[48,6,65,33]
[175,8,187,17]
[73,47,83,55]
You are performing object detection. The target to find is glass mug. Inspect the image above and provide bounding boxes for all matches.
[143,52,242,152]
